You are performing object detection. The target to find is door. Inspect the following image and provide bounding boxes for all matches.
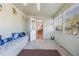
[30,17,36,41]
[36,20,43,40]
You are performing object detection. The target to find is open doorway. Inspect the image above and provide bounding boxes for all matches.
[36,20,43,40]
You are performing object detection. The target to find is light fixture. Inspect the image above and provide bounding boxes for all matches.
[23,3,28,6]
[37,3,40,11]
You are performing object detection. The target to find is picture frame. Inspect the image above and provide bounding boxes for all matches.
[0,4,3,11]
[11,7,17,15]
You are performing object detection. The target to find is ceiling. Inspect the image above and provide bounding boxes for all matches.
[14,3,64,17]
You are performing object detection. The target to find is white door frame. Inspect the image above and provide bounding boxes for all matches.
[30,17,36,41]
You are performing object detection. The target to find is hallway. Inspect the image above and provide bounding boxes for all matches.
[36,29,43,39]
[24,40,72,56]
[0,3,79,56]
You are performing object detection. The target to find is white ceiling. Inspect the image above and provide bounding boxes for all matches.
[14,3,64,17]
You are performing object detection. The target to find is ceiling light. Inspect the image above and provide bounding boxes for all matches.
[37,3,40,11]
[23,3,28,6]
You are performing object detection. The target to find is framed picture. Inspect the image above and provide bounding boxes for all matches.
[11,7,17,15]
[54,14,63,32]
[65,5,79,35]
[0,4,3,11]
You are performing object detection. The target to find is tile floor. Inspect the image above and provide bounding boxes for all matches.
[24,39,72,56]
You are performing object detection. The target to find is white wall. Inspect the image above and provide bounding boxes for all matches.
[53,4,79,56]
[26,17,30,35]
[0,4,27,39]
[54,32,79,56]
[43,18,54,40]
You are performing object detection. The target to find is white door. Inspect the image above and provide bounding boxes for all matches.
[30,17,36,41]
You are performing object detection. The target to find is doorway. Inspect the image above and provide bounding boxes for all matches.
[36,20,43,40]
[30,17,36,41]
